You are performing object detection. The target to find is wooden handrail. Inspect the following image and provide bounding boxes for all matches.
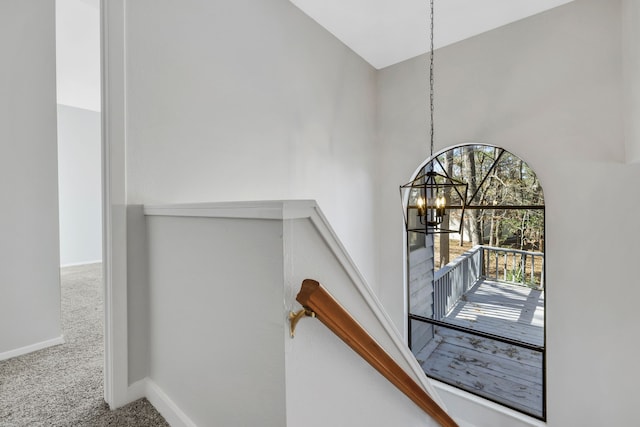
[295,279,459,427]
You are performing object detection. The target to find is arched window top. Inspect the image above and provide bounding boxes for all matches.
[409,144,545,254]
[417,144,544,208]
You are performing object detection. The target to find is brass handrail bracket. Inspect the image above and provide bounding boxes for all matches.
[288,308,316,338]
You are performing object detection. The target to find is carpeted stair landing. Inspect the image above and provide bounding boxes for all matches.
[0,263,169,426]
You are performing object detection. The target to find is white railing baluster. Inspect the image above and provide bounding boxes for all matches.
[531,256,535,283]
[503,251,507,281]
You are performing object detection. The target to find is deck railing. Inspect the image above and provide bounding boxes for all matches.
[433,246,483,320]
[481,246,544,289]
[418,245,546,420]
[433,245,544,320]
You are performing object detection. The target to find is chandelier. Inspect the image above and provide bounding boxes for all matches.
[399,0,467,235]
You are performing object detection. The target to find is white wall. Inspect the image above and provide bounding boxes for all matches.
[141,202,443,426]
[56,0,101,112]
[57,105,102,266]
[0,0,62,357]
[377,0,640,425]
[146,215,287,426]
[123,0,377,289]
[122,0,378,387]
[55,0,102,267]
[111,0,640,424]
[622,0,640,163]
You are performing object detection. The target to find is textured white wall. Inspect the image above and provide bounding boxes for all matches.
[0,0,62,356]
[124,0,377,290]
[377,0,640,425]
[57,105,102,266]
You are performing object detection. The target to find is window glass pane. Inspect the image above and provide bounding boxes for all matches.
[411,319,544,419]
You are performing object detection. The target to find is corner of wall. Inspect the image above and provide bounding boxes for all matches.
[127,378,197,427]
[126,205,150,385]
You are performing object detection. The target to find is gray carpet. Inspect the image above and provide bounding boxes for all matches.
[0,263,169,426]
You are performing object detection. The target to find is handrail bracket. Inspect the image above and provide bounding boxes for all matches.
[288,308,316,338]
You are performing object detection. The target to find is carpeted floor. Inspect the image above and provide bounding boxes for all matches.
[0,263,169,426]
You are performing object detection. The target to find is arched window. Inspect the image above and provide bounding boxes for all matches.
[406,144,545,420]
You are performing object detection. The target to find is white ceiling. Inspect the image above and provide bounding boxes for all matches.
[290,0,576,69]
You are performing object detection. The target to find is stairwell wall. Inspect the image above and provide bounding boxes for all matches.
[121,0,378,382]
[376,0,640,425]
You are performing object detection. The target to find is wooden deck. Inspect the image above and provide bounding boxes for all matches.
[413,280,544,418]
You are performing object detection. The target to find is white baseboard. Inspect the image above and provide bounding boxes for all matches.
[127,379,147,402]
[128,378,197,427]
[0,335,65,361]
[60,260,103,268]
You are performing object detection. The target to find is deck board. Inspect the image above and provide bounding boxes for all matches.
[444,279,544,346]
[414,279,545,418]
